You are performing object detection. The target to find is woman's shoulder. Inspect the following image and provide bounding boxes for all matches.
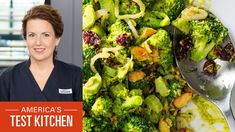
[55,60,82,73]
[0,61,28,77]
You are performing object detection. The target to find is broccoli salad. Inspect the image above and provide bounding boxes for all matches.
[173,6,234,76]
[80,0,230,131]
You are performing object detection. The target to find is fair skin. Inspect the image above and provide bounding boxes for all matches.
[26,19,60,91]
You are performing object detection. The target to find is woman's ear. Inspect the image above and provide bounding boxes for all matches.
[55,37,61,46]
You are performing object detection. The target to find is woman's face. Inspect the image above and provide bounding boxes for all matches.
[26,19,60,62]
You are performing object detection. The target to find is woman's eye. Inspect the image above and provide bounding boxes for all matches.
[44,34,50,37]
[28,34,35,37]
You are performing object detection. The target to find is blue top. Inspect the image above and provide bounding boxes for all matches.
[0,59,82,101]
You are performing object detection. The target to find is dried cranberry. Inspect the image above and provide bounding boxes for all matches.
[213,45,223,57]
[179,36,193,50]
[178,128,187,132]
[214,42,235,61]
[115,33,131,47]
[176,36,193,60]
[220,50,231,61]
[203,60,218,76]
[82,30,101,46]
[224,42,235,58]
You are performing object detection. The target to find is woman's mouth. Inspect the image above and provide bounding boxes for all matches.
[34,48,46,53]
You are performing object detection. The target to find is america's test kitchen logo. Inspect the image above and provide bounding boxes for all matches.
[5,106,77,127]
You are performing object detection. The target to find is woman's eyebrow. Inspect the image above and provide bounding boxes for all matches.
[42,32,52,34]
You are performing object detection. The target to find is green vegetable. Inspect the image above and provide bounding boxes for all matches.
[108,19,133,46]
[91,96,113,118]
[83,73,102,96]
[117,57,134,80]
[153,0,185,20]
[190,16,228,61]
[136,11,170,28]
[82,0,94,5]
[141,29,173,75]
[90,24,106,37]
[129,78,148,90]
[83,47,96,82]
[99,0,116,24]
[167,75,186,101]
[144,95,163,123]
[172,7,228,62]
[129,89,143,96]
[93,118,113,132]
[83,117,94,132]
[82,1,195,131]
[172,17,191,34]
[83,5,96,29]
[155,76,170,97]
[120,115,152,132]
[119,0,140,15]
[110,83,129,99]
[122,95,143,110]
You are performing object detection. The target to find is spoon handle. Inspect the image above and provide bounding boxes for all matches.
[223,108,235,131]
[214,91,235,131]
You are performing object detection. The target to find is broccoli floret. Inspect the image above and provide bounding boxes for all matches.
[108,20,133,46]
[83,94,97,112]
[93,118,114,132]
[142,0,157,9]
[129,79,148,90]
[119,0,140,15]
[120,115,152,132]
[82,0,93,5]
[167,75,186,101]
[142,29,172,49]
[172,6,208,34]
[157,50,174,75]
[116,0,155,15]
[101,65,118,88]
[122,95,143,110]
[91,96,113,118]
[136,11,170,28]
[141,29,173,75]
[113,98,128,116]
[143,95,163,123]
[169,114,177,130]
[153,0,185,20]
[190,15,228,61]
[83,47,96,82]
[173,7,228,62]
[113,95,143,117]
[129,89,143,96]
[110,83,129,99]
[83,116,95,132]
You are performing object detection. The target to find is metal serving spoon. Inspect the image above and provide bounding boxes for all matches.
[173,28,235,130]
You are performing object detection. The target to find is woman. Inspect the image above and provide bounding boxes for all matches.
[0,5,82,101]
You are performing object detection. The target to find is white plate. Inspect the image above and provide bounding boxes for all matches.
[178,96,229,132]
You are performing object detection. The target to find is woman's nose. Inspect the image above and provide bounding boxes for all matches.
[35,37,42,45]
